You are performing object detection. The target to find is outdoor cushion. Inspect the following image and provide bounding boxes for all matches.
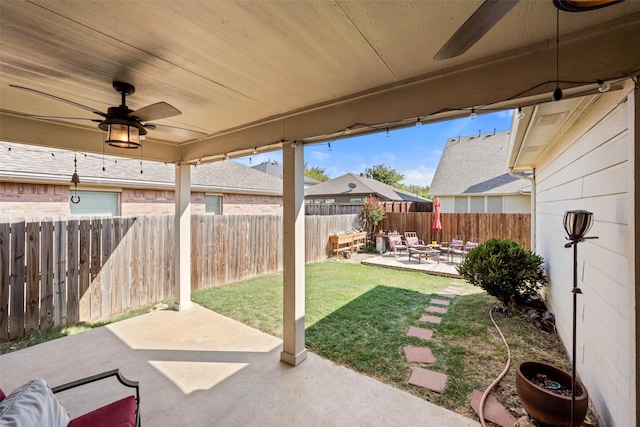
[68,396,137,427]
[0,378,70,427]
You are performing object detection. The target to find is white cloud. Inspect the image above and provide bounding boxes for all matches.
[308,150,330,162]
[401,165,437,187]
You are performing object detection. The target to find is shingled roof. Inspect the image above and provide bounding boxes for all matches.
[429,131,530,196]
[0,142,282,195]
[305,173,428,202]
[251,161,320,186]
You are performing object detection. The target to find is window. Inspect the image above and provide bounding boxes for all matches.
[205,195,222,215]
[70,190,119,216]
[350,198,364,204]
[470,197,484,213]
[454,197,468,213]
[324,199,335,204]
[487,196,503,213]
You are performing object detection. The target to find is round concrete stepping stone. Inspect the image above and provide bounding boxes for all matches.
[403,345,435,364]
[469,390,516,427]
[408,367,447,393]
[419,314,442,324]
[431,298,450,306]
[426,306,447,314]
[407,326,433,340]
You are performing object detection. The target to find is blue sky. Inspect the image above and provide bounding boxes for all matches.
[234,110,514,187]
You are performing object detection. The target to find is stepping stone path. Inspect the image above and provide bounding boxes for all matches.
[407,326,433,340]
[403,346,435,363]
[403,283,466,393]
[403,282,516,423]
[469,390,516,427]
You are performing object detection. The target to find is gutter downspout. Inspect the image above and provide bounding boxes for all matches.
[508,167,536,253]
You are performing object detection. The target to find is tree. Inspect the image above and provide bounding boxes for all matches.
[304,163,329,182]
[365,164,404,187]
[361,194,386,237]
[407,184,430,199]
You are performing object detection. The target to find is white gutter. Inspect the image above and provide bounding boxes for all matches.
[0,171,283,196]
[508,167,536,252]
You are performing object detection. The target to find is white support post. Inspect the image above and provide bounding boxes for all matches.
[174,163,192,311]
[280,142,307,366]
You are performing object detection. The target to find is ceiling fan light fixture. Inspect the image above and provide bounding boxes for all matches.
[105,123,142,149]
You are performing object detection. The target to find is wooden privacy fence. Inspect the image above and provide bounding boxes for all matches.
[305,201,432,215]
[379,212,531,250]
[0,216,174,341]
[1,213,362,341]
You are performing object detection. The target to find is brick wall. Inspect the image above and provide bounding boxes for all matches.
[223,193,282,215]
[1,183,280,218]
[120,189,206,215]
[0,182,70,218]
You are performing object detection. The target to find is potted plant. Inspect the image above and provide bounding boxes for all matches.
[516,361,588,427]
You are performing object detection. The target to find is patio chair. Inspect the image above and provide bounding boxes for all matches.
[403,232,426,249]
[439,237,465,262]
[387,234,407,256]
[451,240,480,262]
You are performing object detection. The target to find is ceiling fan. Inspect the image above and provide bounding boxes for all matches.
[434,0,624,60]
[10,81,207,148]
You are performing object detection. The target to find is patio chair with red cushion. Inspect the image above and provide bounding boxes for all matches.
[439,236,465,262]
[387,234,408,256]
[451,240,480,262]
[403,232,426,249]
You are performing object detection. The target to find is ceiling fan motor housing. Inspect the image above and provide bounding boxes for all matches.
[98,105,147,135]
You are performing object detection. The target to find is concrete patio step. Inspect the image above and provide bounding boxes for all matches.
[426,306,448,314]
[431,298,451,306]
[419,314,442,324]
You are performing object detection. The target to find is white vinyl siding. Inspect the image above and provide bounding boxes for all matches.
[533,92,633,426]
[487,196,503,213]
[69,190,119,216]
[469,197,484,213]
[454,197,467,213]
[205,195,222,214]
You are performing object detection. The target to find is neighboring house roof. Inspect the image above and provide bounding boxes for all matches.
[305,173,429,202]
[251,161,320,186]
[0,142,282,196]
[429,131,531,196]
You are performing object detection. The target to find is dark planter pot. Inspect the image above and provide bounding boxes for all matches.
[516,361,588,427]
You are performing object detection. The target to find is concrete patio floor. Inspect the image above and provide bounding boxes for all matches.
[0,304,478,426]
[361,252,462,278]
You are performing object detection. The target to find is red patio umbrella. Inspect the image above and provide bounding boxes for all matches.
[432,197,442,243]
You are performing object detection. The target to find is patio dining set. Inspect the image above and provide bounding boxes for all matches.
[384,232,480,264]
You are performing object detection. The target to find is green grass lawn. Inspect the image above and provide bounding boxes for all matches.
[192,260,575,423]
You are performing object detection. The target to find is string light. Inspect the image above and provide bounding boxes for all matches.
[415,117,422,127]
[386,128,390,138]
[328,142,332,151]
[516,107,525,120]
[345,127,351,134]
[469,108,477,119]
[223,153,229,160]
[252,147,258,154]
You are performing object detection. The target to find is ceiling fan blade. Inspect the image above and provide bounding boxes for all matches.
[433,0,519,60]
[9,85,107,117]
[144,123,207,139]
[24,115,102,122]
[130,102,181,122]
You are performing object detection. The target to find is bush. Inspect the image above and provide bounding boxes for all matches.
[457,238,547,308]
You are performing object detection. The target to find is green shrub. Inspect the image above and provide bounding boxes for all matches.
[457,238,547,307]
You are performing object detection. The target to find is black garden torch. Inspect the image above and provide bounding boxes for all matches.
[563,210,597,426]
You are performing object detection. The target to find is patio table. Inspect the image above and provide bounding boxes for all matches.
[408,247,440,264]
